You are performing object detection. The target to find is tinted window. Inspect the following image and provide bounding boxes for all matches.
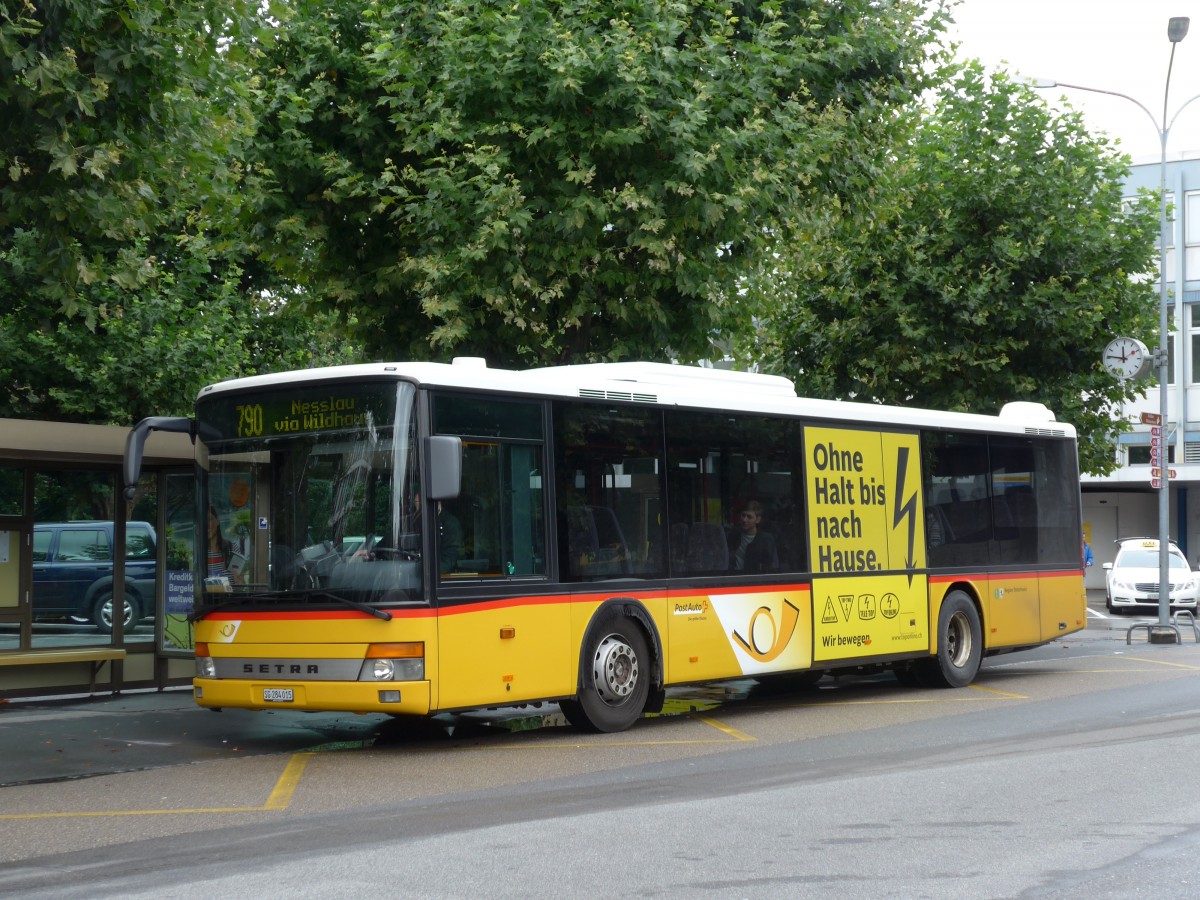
[924,431,1080,568]
[127,525,155,560]
[924,432,992,568]
[433,394,547,580]
[58,529,110,562]
[554,403,662,581]
[666,411,802,575]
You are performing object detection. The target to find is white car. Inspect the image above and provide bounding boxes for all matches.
[1103,537,1200,615]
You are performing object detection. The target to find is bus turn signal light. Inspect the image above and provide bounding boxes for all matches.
[366,642,424,659]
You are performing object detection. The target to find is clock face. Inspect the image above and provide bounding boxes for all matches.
[1103,337,1148,380]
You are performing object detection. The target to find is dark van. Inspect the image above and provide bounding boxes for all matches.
[32,522,156,633]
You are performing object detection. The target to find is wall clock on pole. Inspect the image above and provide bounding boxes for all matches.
[1102,337,1149,380]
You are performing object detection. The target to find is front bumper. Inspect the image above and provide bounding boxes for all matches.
[193,678,432,714]
[1108,590,1199,611]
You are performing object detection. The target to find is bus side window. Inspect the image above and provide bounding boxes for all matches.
[431,394,547,580]
[554,403,663,582]
[923,432,992,568]
[665,410,801,576]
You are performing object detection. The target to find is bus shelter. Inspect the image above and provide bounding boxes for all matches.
[0,418,196,698]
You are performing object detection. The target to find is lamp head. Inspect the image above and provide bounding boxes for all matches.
[1168,17,1189,43]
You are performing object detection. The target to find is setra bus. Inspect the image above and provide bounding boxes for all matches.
[124,359,1086,732]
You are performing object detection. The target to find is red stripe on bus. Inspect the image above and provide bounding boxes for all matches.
[928,569,1082,585]
[437,583,813,616]
[203,608,437,621]
[201,582,816,621]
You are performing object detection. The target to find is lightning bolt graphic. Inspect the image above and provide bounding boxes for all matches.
[893,445,918,580]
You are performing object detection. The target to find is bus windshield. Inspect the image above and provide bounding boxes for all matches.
[196,380,423,606]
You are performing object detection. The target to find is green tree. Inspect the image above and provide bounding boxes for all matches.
[0,1,359,423]
[0,227,358,422]
[748,63,1160,475]
[0,0,264,322]
[248,0,948,366]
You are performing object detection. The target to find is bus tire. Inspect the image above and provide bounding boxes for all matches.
[570,613,650,733]
[920,590,981,688]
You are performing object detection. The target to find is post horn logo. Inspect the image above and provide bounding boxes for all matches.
[732,598,801,662]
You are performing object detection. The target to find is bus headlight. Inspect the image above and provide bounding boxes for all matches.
[371,659,395,680]
[196,656,216,679]
[358,642,424,681]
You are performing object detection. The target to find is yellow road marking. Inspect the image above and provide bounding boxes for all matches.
[1120,656,1200,671]
[0,753,313,821]
[968,683,1029,699]
[695,714,756,742]
[262,752,313,809]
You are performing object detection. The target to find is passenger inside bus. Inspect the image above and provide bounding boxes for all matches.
[729,500,779,573]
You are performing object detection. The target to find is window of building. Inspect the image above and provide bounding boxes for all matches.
[1190,304,1200,385]
[1169,332,1176,386]
[0,467,20,516]
[1128,444,1175,465]
[1186,191,1200,280]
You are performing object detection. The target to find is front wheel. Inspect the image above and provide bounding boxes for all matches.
[93,589,139,635]
[919,590,981,688]
[564,614,651,733]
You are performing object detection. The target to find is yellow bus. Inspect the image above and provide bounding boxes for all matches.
[125,360,1086,732]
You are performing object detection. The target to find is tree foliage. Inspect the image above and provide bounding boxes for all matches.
[249,0,947,365]
[747,63,1160,475]
[0,1,359,423]
[0,228,356,422]
[0,0,262,321]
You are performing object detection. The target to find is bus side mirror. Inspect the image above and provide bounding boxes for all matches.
[427,435,462,501]
[123,416,195,500]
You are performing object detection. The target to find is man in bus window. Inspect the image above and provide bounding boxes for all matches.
[730,500,779,573]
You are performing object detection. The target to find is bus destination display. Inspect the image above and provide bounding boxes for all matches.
[202,383,396,441]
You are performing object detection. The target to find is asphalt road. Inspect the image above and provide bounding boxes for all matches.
[1,593,1199,898]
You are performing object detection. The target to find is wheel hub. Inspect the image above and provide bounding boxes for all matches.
[592,634,639,703]
[947,611,972,667]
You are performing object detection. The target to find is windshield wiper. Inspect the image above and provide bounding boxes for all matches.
[300,589,393,621]
[191,589,393,622]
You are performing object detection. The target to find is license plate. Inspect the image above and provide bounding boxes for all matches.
[263,688,294,702]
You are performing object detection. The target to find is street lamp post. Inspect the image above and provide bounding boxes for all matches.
[1037,17,1193,634]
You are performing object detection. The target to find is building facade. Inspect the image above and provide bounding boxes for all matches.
[1082,151,1200,587]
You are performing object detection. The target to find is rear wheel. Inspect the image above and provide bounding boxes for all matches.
[566,613,650,733]
[918,590,981,688]
[93,589,139,635]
